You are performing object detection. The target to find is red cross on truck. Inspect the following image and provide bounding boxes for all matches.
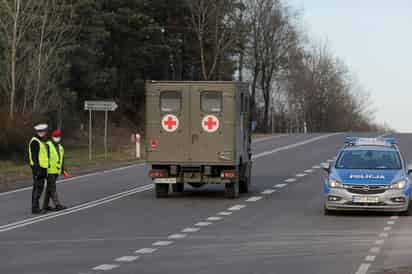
[202,115,219,133]
[161,114,179,132]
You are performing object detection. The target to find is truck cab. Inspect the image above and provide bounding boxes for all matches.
[145,81,252,198]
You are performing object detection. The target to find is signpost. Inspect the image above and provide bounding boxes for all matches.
[84,101,118,160]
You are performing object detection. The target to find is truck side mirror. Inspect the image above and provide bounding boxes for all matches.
[321,163,330,173]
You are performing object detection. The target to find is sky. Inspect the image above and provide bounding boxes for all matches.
[287,0,412,132]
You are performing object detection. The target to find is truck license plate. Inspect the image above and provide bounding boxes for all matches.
[353,196,379,203]
[154,178,177,184]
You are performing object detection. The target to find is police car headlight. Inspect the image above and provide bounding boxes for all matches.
[328,178,343,188]
[390,180,407,190]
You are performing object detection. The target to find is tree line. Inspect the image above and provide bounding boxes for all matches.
[0,0,384,155]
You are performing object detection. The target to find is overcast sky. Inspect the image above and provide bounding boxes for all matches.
[288,0,412,132]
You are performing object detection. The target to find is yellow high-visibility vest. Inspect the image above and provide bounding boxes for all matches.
[47,141,64,174]
[29,137,49,169]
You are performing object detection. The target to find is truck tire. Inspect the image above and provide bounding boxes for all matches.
[155,184,169,198]
[172,183,184,193]
[239,163,251,194]
[225,181,239,199]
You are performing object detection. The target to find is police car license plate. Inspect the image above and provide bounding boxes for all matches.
[154,178,177,184]
[353,196,379,203]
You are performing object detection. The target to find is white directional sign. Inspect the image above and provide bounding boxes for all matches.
[84,101,118,111]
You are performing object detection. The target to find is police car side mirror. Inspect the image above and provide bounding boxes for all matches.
[408,168,412,176]
[321,163,330,173]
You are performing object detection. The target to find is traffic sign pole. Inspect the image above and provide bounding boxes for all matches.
[104,110,108,160]
[89,109,92,161]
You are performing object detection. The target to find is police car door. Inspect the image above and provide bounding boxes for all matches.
[189,85,233,163]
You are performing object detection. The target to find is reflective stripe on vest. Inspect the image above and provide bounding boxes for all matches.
[47,141,64,174]
[29,137,49,168]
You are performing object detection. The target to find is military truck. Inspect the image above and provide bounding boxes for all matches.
[145,81,252,198]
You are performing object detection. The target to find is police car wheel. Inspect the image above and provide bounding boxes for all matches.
[172,183,184,193]
[155,184,169,198]
[324,207,333,216]
[225,182,239,199]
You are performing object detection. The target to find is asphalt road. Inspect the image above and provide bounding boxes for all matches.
[1,133,411,274]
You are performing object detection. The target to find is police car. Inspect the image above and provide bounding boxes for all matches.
[323,137,412,215]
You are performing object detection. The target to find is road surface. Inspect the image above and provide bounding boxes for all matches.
[1,133,412,274]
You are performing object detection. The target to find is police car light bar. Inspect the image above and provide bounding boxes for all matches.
[344,137,397,146]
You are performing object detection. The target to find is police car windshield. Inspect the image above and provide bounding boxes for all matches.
[335,150,402,170]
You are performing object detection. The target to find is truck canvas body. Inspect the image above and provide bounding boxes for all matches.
[145,81,252,198]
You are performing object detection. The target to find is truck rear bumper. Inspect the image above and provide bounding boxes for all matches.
[153,177,234,184]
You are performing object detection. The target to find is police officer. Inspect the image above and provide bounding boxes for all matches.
[43,130,67,211]
[29,124,49,214]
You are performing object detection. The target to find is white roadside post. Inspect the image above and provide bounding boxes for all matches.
[135,133,141,159]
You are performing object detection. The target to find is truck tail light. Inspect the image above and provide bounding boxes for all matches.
[149,170,167,178]
[221,170,236,179]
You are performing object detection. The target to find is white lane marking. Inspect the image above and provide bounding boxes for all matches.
[0,184,153,233]
[312,165,321,169]
[274,184,287,188]
[355,263,370,274]
[369,247,381,254]
[135,248,157,254]
[92,264,120,271]
[228,205,246,211]
[195,222,212,227]
[284,178,296,183]
[383,226,392,231]
[207,217,223,221]
[168,234,187,239]
[390,216,399,220]
[218,211,233,216]
[0,163,145,197]
[327,159,334,163]
[182,228,200,233]
[252,133,341,160]
[365,255,376,262]
[245,196,262,202]
[375,239,385,245]
[261,189,276,195]
[152,241,173,246]
[252,134,288,144]
[296,173,306,177]
[114,256,139,262]
[304,169,313,173]
[379,232,388,238]
[321,162,329,166]
[387,221,395,225]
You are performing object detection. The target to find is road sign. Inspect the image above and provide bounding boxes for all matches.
[202,115,219,133]
[84,101,118,111]
[84,100,118,160]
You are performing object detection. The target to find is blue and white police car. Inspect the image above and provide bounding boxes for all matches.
[323,137,412,215]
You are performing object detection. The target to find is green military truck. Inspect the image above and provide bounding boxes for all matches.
[145,81,252,198]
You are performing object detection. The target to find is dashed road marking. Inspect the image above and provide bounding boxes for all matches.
[284,178,296,183]
[375,239,385,245]
[274,184,287,188]
[92,264,119,271]
[355,263,370,274]
[312,165,321,169]
[261,189,276,195]
[207,217,223,221]
[228,205,246,211]
[365,255,376,262]
[152,241,173,246]
[379,232,389,238]
[218,212,233,216]
[390,216,399,220]
[384,226,392,231]
[135,248,157,254]
[168,234,187,239]
[296,173,306,177]
[182,228,200,233]
[246,196,262,202]
[195,222,213,227]
[369,247,381,254]
[387,221,395,225]
[304,169,313,173]
[114,256,139,262]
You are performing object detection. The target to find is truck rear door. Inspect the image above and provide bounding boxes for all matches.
[189,85,235,163]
